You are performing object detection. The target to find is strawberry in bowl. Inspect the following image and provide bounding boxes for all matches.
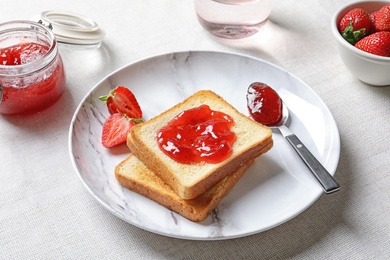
[332,1,390,86]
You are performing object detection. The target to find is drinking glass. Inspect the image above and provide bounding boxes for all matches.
[194,0,273,39]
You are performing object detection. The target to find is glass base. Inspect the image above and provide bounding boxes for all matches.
[197,15,267,39]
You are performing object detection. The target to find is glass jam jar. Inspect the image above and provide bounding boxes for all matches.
[0,20,66,115]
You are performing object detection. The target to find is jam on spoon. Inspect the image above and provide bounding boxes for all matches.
[246,82,282,126]
[246,82,340,194]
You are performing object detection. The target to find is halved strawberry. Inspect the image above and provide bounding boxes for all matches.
[99,86,142,119]
[101,113,142,148]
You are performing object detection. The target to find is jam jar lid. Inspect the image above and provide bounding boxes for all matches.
[36,10,106,47]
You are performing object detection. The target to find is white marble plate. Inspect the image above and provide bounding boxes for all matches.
[69,51,340,240]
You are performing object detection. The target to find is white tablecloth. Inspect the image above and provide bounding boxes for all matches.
[1,0,389,259]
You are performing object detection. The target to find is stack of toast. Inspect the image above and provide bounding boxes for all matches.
[115,90,273,222]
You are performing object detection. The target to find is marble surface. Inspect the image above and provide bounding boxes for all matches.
[2,0,390,259]
[69,51,340,240]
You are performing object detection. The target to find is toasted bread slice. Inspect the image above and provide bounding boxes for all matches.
[115,154,255,222]
[127,90,273,199]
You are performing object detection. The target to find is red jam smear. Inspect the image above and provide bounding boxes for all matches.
[246,82,282,126]
[0,43,65,115]
[157,104,237,164]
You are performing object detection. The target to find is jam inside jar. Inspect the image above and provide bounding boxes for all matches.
[157,105,237,164]
[0,21,66,115]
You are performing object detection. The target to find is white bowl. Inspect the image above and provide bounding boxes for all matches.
[331,1,390,86]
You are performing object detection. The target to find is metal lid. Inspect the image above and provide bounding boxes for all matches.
[38,10,105,46]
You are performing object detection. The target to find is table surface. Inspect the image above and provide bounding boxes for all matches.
[1,0,389,259]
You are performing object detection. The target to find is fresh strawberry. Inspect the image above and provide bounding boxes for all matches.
[101,113,142,148]
[373,4,390,32]
[99,86,142,119]
[355,31,390,57]
[369,11,379,33]
[339,8,371,44]
[339,8,371,32]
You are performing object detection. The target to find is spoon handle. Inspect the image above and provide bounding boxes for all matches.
[279,126,340,194]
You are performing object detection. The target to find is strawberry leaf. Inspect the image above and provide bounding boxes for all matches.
[98,89,115,102]
[341,23,366,45]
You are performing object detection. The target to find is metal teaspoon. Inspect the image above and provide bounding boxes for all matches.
[270,100,340,194]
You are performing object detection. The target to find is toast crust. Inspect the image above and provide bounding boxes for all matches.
[115,155,255,222]
[127,90,273,199]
